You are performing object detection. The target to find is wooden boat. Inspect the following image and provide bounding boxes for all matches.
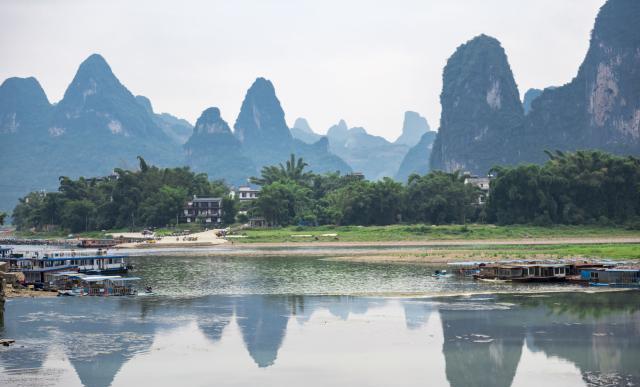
[474,263,569,283]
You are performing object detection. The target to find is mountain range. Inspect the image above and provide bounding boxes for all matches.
[1,0,637,213]
[430,0,640,174]
[0,59,357,212]
[290,112,431,181]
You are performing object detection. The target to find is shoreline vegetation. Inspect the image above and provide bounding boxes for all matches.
[9,151,640,237]
[5,224,640,262]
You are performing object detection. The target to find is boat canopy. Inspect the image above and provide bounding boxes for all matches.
[82,275,122,282]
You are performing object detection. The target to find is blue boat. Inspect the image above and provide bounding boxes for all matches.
[582,267,640,288]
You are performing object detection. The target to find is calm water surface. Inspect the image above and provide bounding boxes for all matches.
[1,253,639,387]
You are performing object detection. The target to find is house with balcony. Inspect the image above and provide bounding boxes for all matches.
[232,186,260,201]
[183,196,223,224]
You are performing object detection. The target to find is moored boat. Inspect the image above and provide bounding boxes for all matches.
[474,263,569,283]
[0,246,129,284]
[51,273,142,296]
[582,267,640,288]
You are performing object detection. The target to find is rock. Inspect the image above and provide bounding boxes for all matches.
[522,88,543,115]
[430,34,524,174]
[394,111,430,147]
[522,0,640,163]
[290,118,322,144]
[184,107,255,184]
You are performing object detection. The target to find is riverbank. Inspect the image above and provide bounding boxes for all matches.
[113,241,640,264]
[228,224,640,244]
[4,286,57,298]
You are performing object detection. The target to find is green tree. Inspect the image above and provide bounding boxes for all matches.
[256,181,312,226]
[139,185,189,227]
[405,171,478,224]
[222,197,238,225]
[0,211,6,225]
[61,200,96,233]
[487,150,640,225]
[250,154,313,186]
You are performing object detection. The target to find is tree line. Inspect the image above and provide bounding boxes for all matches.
[10,150,640,232]
[12,157,234,232]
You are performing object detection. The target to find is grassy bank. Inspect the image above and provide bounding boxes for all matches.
[429,243,640,260]
[230,224,640,244]
[321,243,640,264]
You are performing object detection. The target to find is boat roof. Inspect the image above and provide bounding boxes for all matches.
[50,271,83,276]
[6,255,127,261]
[109,277,141,281]
[82,275,122,282]
[486,263,569,269]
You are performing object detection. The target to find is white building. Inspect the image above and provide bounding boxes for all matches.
[232,186,260,201]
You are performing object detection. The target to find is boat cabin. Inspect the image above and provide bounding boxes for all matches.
[477,263,568,282]
[0,248,128,284]
[580,268,640,287]
[50,273,141,296]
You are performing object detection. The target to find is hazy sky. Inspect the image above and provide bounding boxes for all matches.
[0,0,604,141]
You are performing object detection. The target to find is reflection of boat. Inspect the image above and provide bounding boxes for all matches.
[478,278,511,284]
[58,288,86,296]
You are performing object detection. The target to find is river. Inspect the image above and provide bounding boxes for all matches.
[1,253,639,387]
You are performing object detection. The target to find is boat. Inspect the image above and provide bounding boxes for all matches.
[474,263,569,283]
[0,246,129,284]
[432,270,452,278]
[51,273,141,296]
[581,267,640,288]
[77,239,118,249]
[447,262,483,277]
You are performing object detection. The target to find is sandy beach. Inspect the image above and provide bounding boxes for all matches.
[110,230,228,248]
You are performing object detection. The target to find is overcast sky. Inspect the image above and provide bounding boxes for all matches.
[0,0,604,140]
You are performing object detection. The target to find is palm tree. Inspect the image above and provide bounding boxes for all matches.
[250,154,313,186]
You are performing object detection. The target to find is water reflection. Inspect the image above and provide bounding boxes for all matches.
[0,292,638,387]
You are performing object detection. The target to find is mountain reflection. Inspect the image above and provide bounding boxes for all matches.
[439,305,525,387]
[438,292,640,387]
[0,292,638,387]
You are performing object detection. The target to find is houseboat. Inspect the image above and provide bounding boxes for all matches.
[447,262,483,277]
[47,272,141,296]
[474,263,569,282]
[580,267,640,287]
[77,238,118,248]
[0,246,129,284]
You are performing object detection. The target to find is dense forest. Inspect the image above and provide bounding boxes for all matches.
[487,150,640,226]
[10,151,640,232]
[11,157,235,232]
